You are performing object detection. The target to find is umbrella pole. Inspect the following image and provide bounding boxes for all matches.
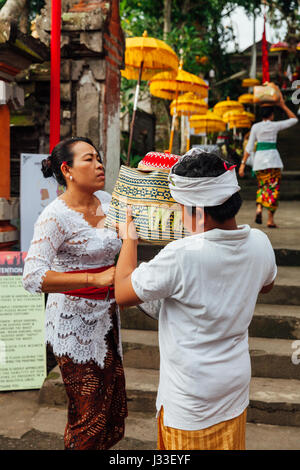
[169,89,179,153]
[186,115,190,151]
[126,61,144,166]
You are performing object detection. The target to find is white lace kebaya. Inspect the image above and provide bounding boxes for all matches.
[22,191,122,367]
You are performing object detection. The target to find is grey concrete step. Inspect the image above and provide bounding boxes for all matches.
[249,304,300,339]
[38,365,300,427]
[121,329,300,380]
[249,377,300,427]
[257,266,300,306]
[125,368,300,427]
[121,304,300,340]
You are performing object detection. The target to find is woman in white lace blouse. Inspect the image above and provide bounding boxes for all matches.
[22,137,127,450]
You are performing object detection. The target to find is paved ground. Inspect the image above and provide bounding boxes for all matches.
[0,389,300,450]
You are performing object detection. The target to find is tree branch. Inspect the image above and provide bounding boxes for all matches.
[0,0,27,20]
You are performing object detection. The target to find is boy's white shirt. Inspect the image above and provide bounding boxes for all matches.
[131,225,277,430]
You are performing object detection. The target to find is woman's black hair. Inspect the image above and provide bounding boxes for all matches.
[261,106,275,120]
[41,136,101,186]
[172,150,242,223]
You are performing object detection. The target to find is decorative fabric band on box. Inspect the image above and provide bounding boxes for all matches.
[62,266,114,300]
[256,142,277,151]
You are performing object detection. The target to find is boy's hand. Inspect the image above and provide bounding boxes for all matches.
[117,207,138,241]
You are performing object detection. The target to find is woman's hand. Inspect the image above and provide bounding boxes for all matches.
[92,266,116,288]
[238,163,245,178]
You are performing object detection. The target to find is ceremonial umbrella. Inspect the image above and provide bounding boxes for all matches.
[213,97,244,118]
[190,112,226,138]
[242,78,260,88]
[228,119,251,130]
[122,31,179,165]
[170,93,208,151]
[223,110,249,123]
[223,110,251,135]
[270,41,289,52]
[244,111,255,122]
[238,93,254,105]
[150,61,208,152]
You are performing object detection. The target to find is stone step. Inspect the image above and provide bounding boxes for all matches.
[257,266,300,306]
[121,329,300,380]
[125,368,300,427]
[249,304,300,340]
[121,304,300,339]
[38,365,300,427]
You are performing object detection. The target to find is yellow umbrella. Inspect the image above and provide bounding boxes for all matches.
[244,111,255,122]
[238,93,254,104]
[242,78,260,87]
[190,112,226,134]
[228,119,251,130]
[122,31,179,165]
[170,93,208,116]
[170,93,208,151]
[150,61,209,151]
[122,31,179,81]
[223,110,254,124]
[213,97,244,117]
[223,109,246,123]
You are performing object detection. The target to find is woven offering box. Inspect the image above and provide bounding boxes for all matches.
[253,82,282,104]
[105,156,187,242]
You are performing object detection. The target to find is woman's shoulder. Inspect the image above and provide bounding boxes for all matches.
[94,190,112,203]
[35,197,67,226]
[94,190,112,214]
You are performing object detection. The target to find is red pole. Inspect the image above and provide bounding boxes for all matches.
[50,0,61,152]
[262,14,270,84]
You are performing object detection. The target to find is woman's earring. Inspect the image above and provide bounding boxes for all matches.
[69,175,73,181]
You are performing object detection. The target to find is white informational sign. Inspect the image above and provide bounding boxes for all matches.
[20,154,65,252]
[0,252,46,391]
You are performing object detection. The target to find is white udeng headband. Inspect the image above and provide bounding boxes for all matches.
[168,165,241,207]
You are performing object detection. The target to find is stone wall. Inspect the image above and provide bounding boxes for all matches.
[14,0,124,194]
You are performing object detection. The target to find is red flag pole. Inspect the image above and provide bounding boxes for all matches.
[50,0,61,153]
[262,13,270,84]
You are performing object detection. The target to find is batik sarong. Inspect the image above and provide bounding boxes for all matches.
[56,303,127,450]
[157,406,247,450]
[255,168,281,212]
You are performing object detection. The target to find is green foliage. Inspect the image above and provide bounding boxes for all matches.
[120,0,299,97]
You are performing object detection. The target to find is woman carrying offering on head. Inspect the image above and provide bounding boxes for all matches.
[22,137,127,450]
[239,97,297,228]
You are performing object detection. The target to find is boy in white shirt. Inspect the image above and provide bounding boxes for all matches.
[115,149,277,450]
